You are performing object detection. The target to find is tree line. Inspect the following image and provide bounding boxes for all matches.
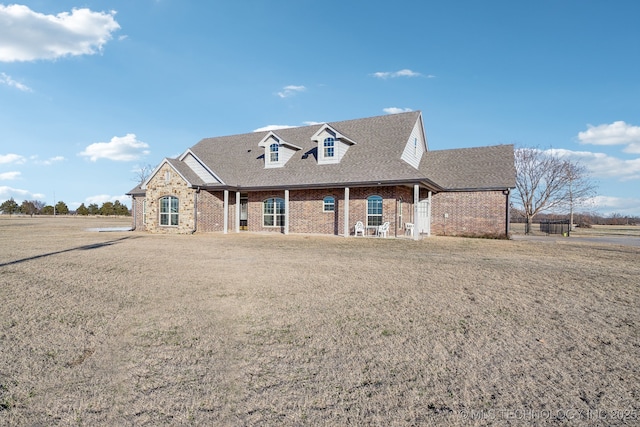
[0,198,130,216]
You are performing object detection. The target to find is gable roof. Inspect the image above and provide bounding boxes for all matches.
[127,111,515,195]
[189,111,427,189]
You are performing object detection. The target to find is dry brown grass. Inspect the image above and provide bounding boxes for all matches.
[1,216,639,426]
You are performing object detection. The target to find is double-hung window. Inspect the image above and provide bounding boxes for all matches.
[323,137,335,158]
[263,197,285,226]
[323,196,335,212]
[367,195,383,227]
[159,196,179,226]
[269,143,279,163]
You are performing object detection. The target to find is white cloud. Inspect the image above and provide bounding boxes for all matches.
[0,171,21,180]
[0,4,120,62]
[586,195,640,216]
[372,69,425,79]
[0,72,32,91]
[0,185,44,202]
[253,124,298,132]
[577,121,640,154]
[79,134,150,162]
[277,85,306,98]
[383,107,413,114]
[0,153,26,164]
[546,148,640,181]
[36,155,65,165]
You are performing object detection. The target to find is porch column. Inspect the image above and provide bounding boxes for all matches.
[427,190,432,237]
[223,190,229,234]
[344,187,350,237]
[413,184,420,240]
[284,189,289,235]
[235,191,240,233]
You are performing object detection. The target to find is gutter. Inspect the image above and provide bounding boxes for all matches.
[197,178,443,193]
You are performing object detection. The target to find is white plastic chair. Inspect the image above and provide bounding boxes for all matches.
[354,221,365,237]
[378,222,390,238]
[405,222,414,236]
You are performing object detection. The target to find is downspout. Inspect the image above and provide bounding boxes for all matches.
[191,187,200,234]
[504,189,511,237]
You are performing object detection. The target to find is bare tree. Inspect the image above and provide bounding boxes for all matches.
[514,147,597,234]
[132,164,155,184]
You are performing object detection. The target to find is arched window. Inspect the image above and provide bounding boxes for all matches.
[323,196,335,212]
[269,143,279,163]
[323,137,335,158]
[159,196,179,226]
[367,195,383,227]
[263,197,285,226]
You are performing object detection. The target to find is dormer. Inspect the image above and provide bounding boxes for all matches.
[312,124,356,165]
[400,114,428,169]
[258,131,302,168]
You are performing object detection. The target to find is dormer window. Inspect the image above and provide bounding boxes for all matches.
[258,131,301,168]
[313,124,356,165]
[269,143,279,163]
[323,138,335,158]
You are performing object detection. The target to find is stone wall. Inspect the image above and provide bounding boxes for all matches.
[143,163,196,234]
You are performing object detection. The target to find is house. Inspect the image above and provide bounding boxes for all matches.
[127,111,515,238]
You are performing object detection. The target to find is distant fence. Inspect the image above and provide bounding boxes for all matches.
[540,219,570,236]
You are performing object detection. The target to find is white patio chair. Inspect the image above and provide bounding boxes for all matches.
[405,222,414,236]
[354,221,365,237]
[378,222,390,238]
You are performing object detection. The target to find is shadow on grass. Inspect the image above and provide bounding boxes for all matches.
[0,236,136,267]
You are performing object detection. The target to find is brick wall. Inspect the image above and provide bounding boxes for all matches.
[136,181,508,237]
[242,186,414,236]
[430,190,508,237]
[131,196,145,231]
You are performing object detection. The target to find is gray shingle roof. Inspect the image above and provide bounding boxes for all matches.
[127,111,515,195]
[422,144,516,190]
[189,111,426,189]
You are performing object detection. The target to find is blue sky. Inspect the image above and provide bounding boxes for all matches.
[1,0,639,215]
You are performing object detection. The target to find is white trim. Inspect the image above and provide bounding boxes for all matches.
[344,187,350,237]
[178,149,225,184]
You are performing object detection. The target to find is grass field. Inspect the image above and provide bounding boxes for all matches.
[1,216,639,425]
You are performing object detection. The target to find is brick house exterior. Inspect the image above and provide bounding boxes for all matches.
[128,112,515,238]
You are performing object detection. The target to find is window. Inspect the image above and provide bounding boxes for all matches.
[269,143,279,163]
[159,196,179,226]
[323,196,335,212]
[323,137,335,158]
[263,197,285,227]
[367,195,383,227]
[142,199,147,225]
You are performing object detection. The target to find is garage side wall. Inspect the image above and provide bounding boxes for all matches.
[430,190,508,237]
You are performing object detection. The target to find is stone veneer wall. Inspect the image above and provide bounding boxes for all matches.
[430,190,508,237]
[143,163,196,234]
